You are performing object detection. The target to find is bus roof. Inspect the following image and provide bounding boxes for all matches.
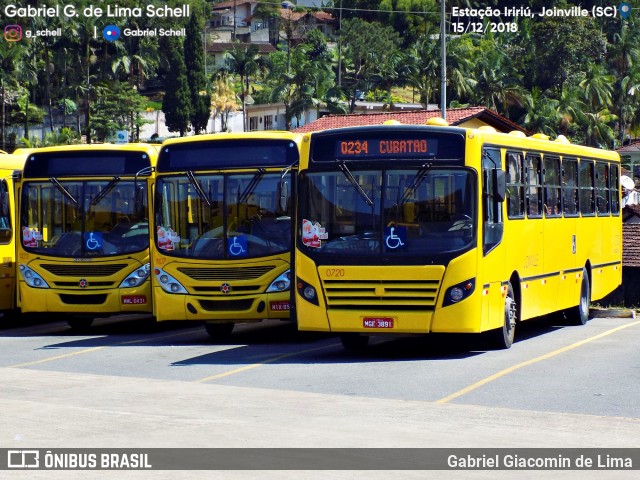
[305,124,620,162]
[21,144,158,179]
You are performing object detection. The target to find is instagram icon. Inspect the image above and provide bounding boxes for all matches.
[4,25,22,42]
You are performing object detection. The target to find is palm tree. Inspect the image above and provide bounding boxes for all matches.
[519,87,561,137]
[405,36,440,107]
[225,43,265,131]
[581,109,618,147]
[579,63,615,110]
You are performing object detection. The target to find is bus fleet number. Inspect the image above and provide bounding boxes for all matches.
[325,268,345,277]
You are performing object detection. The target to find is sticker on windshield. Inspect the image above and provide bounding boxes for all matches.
[228,235,248,257]
[84,232,103,251]
[384,226,407,251]
[22,227,42,247]
[302,219,328,248]
[157,226,180,251]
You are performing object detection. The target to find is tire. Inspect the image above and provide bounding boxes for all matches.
[566,267,590,326]
[204,322,234,338]
[67,317,94,331]
[486,282,516,349]
[340,333,369,351]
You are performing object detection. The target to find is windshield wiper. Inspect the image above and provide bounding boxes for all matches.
[338,161,373,206]
[186,170,211,207]
[239,168,265,204]
[399,162,432,205]
[91,176,120,205]
[49,177,78,206]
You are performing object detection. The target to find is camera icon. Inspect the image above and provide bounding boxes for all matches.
[4,25,22,42]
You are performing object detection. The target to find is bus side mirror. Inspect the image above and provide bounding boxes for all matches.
[134,185,146,218]
[278,180,289,213]
[493,169,506,203]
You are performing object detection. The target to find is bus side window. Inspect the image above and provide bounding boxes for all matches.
[506,152,524,218]
[543,156,561,217]
[526,153,543,218]
[482,147,503,255]
[595,162,609,215]
[0,180,11,244]
[562,158,579,215]
[610,163,620,215]
[579,160,595,215]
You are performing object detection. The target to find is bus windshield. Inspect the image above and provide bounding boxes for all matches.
[21,179,149,257]
[155,171,292,259]
[299,167,476,256]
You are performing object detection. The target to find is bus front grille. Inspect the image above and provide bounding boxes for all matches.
[199,299,254,312]
[322,279,440,311]
[177,265,276,281]
[41,264,128,277]
[59,294,108,305]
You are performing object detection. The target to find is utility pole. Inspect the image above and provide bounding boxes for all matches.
[440,0,446,121]
[337,0,343,87]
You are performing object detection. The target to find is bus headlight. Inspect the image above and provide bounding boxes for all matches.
[443,278,476,306]
[19,264,50,289]
[266,270,291,293]
[296,277,319,306]
[154,267,188,294]
[119,263,150,288]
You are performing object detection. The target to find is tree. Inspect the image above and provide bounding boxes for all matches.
[210,74,239,132]
[340,18,401,112]
[161,36,191,137]
[91,81,150,142]
[184,6,211,134]
[225,43,265,131]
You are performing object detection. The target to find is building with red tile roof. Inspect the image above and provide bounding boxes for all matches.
[292,107,528,134]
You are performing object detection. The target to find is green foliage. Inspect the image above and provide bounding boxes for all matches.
[161,36,192,136]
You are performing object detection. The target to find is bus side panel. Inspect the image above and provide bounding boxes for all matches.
[479,241,507,333]
[591,215,622,301]
[153,287,187,321]
[505,217,542,321]
[554,216,579,312]
[431,249,478,333]
[295,251,330,331]
[0,175,17,312]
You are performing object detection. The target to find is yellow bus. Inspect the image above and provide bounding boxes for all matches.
[17,144,157,329]
[295,121,621,350]
[152,132,301,337]
[0,152,29,320]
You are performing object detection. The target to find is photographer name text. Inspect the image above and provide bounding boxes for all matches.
[4,4,190,19]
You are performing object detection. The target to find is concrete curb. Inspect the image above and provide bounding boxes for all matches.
[589,308,636,318]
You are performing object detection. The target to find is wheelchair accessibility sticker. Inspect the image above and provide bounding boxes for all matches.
[228,235,248,257]
[384,226,407,251]
[84,232,103,251]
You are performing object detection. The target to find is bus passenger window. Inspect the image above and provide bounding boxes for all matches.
[610,164,620,215]
[506,152,524,218]
[562,158,579,215]
[526,154,543,218]
[544,156,561,217]
[0,180,11,244]
[579,160,595,215]
[595,162,609,215]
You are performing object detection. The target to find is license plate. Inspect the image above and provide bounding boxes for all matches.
[363,317,394,329]
[270,301,290,311]
[121,295,147,305]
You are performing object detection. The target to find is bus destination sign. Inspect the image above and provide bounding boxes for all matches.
[335,138,438,158]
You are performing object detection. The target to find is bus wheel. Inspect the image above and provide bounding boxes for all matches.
[340,333,369,351]
[566,267,590,326]
[487,282,516,349]
[204,322,234,338]
[67,317,94,331]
